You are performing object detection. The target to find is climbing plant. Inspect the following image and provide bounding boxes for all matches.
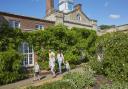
[0,24,97,85]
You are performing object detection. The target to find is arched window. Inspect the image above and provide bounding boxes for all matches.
[19,42,34,67]
[76,14,81,21]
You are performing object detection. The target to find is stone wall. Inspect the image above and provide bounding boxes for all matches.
[63,21,93,29]
[97,24,128,36]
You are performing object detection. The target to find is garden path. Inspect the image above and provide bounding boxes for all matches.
[0,66,82,89]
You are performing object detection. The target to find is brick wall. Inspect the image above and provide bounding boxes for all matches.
[0,12,55,31]
[3,16,54,31]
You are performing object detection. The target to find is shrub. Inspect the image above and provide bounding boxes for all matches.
[27,81,75,89]
[0,49,27,85]
[95,32,128,82]
[89,57,103,74]
[38,60,49,70]
[100,81,128,89]
[63,64,96,89]
[32,25,97,65]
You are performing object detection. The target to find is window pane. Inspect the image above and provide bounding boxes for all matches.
[24,54,28,65]
[29,54,33,64]
[29,46,32,53]
[9,20,14,28]
[15,21,20,28]
[9,20,20,28]
[77,14,81,20]
[35,25,39,29]
[68,3,73,10]
[29,57,33,64]
[36,24,44,30]
[24,43,28,53]
[29,54,32,58]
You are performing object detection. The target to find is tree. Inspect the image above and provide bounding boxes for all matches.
[99,25,115,30]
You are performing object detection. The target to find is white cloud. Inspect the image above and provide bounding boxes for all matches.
[109,14,120,19]
[104,2,109,7]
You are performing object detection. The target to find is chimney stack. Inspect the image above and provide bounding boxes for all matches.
[46,0,54,16]
[74,4,82,11]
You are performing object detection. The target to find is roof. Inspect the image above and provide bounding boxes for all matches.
[64,7,97,22]
[0,11,55,23]
[44,8,97,22]
[117,24,128,27]
[64,20,93,27]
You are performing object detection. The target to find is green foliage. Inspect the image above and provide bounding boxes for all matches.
[0,49,27,85]
[0,24,97,85]
[99,25,115,30]
[100,81,128,89]
[89,57,103,74]
[63,64,96,89]
[29,25,97,66]
[94,32,128,82]
[27,80,75,89]
[0,24,28,85]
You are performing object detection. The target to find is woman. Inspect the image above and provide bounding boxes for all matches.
[57,50,64,74]
[49,50,56,77]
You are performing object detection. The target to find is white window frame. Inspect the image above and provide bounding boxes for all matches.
[35,24,44,30]
[9,20,20,28]
[20,42,34,67]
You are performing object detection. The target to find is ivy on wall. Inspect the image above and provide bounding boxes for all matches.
[0,24,97,85]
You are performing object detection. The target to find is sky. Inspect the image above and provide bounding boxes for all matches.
[0,0,128,26]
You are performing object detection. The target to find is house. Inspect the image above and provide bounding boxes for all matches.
[0,12,56,67]
[0,0,97,67]
[44,0,97,29]
[0,12,55,32]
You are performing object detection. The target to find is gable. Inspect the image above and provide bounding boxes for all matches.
[64,10,91,25]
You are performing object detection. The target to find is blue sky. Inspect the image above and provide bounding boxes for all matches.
[0,0,127,26]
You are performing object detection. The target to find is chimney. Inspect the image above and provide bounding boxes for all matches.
[74,4,82,11]
[46,0,54,16]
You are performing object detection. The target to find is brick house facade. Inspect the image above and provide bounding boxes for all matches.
[0,12,55,67]
[0,12,55,31]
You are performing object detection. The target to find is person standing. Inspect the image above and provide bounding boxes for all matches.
[49,50,56,77]
[65,60,70,72]
[34,62,40,81]
[57,50,64,74]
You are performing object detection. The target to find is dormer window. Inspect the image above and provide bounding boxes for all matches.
[35,24,44,30]
[9,20,20,28]
[76,14,81,21]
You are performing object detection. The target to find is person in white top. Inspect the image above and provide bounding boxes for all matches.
[34,62,40,81]
[65,60,70,72]
[49,50,56,77]
[57,50,64,74]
